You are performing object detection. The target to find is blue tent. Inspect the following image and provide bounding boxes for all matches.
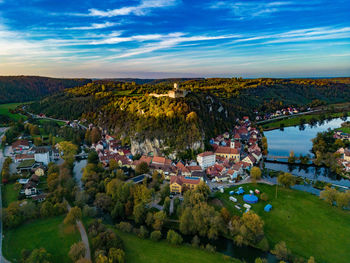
[264,204,272,212]
[243,194,258,204]
[229,191,234,195]
[236,188,245,195]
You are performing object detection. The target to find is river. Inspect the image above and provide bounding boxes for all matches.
[265,117,348,157]
[264,117,350,191]
[73,159,87,189]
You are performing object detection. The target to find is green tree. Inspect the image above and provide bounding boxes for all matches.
[135,162,149,175]
[133,203,146,224]
[152,211,166,231]
[87,151,99,164]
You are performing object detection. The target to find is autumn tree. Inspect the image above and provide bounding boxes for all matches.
[69,242,86,262]
[64,206,82,225]
[277,173,295,188]
[250,167,262,183]
[320,186,338,206]
[271,241,291,261]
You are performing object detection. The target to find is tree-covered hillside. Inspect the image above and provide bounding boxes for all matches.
[0,76,91,103]
[28,78,350,153]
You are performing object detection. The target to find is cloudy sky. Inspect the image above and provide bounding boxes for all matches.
[0,0,349,78]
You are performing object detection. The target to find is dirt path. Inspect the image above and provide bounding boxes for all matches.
[66,202,91,261]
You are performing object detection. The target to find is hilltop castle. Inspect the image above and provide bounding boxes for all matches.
[149,83,188,99]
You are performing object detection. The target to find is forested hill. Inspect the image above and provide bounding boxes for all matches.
[28,77,350,154]
[0,76,91,103]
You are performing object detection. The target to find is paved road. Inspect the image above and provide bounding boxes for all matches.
[66,202,91,261]
[0,129,11,263]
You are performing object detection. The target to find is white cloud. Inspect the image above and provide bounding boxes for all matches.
[87,0,178,17]
[65,22,117,30]
[210,1,317,20]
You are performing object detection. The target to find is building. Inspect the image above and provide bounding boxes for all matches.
[150,156,172,170]
[170,176,201,194]
[149,83,189,99]
[215,146,240,162]
[12,139,30,153]
[197,151,216,169]
[34,147,51,165]
[15,154,35,163]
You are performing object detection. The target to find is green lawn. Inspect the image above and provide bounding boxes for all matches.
[114,229,241,263]
[262,111,350,130]
[215,184,350,263]
[337,127,350,133]
[3,216,81,263]
[0,103,26,122]
[2,183,19,207]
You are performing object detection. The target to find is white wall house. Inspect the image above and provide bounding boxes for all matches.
[197,151,216,169]
[34,147,52,166]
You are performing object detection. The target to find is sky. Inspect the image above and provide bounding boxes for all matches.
[0,0,349,78]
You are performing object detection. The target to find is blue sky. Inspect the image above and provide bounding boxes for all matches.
[0,0,349,78]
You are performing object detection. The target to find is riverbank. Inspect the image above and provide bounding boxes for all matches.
[261,102,350,131]
[215,183,350,263]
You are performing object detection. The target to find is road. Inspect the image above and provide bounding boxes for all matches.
[0,128,10,263]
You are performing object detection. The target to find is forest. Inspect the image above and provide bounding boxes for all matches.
[27,78,350,153]
[0,76,91,104]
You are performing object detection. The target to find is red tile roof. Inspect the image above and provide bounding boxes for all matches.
[215,146,239,155]
[198,151,215,157]
[170,176,201,186]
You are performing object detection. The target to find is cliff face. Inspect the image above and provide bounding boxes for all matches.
[131,137,204,158]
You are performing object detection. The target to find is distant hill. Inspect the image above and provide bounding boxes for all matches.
[0,76,92,104]
[102,78,203,85]
[27,77,350,156]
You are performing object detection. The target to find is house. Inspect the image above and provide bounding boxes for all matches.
[17,159,36,172]
[252,151,262,162]
[34,147,51,166]
[24,181,38,196]
[215,146,240,162]
[242,154,256,166]
[15,154,35,163]
[32,194,46,202]
[150,156,172,170]
[12,139,30,153]
[132,155,153,168]
[176,162,191,176]
[170,176,201,194]
[197,151,216,169]
[345,149,350,162]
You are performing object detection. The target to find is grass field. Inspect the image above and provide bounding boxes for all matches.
[337,127,350,133]
[114,229,241,263]
[3,216,81,263]
[2,183,19,207]
[262,111,350,130]
[215,184,350,263]
[0,103,26,122]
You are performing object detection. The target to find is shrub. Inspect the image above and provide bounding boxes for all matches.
[117,222,133,233]
[205,244,216,253]
[150,230,162,241]
[166,230,183,245]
